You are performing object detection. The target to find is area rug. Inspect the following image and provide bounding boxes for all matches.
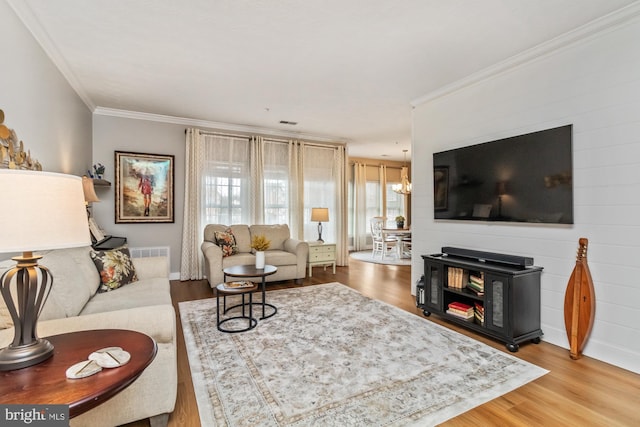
[350,250,411,266]
[179,283,547,426]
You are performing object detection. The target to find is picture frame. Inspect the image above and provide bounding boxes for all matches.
[434,166,449,211]
[115,151,174,223]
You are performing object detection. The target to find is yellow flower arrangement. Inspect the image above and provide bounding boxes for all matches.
[251,234,271,252]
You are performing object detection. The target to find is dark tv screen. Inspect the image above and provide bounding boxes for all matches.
[433,125,573,224]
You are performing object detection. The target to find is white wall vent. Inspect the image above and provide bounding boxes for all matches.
[129,246,170,264]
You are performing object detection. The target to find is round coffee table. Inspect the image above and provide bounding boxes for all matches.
[0,329,156,418]
[223,264,278,319]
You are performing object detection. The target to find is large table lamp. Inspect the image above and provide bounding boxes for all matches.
[0,170,90,370]
[311,208,329,243]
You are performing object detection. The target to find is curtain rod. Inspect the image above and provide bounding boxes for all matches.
[350,160,404,167]
[185,128,250,139]
[185,128,345,149]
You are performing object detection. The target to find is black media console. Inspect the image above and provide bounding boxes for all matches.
[419,247,543,352]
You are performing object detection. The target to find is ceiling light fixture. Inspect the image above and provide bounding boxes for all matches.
[392,149,412,195]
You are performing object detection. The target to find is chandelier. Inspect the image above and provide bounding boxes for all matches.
[392,149,412,195]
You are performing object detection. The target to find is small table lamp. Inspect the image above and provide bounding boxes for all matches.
[0,170,90,370]
[311,208,329,243]
[82,175,100,217]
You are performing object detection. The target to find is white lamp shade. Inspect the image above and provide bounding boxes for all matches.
[0,170,91,253]
[311,207,329,222]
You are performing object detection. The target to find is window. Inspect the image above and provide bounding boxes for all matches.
[264,173,288,224]
[201,135,251,225]
[263,141,291,224]
[366,181,381,227]
[303,145,337,242]
[203,162,249,225]
[386,183,404,223]
[197,133,343,240]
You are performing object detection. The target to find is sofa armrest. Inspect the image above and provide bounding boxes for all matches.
[132,256,169,279]
[201,241,224,287]
[0,305,176,348]
[284,238,309,278]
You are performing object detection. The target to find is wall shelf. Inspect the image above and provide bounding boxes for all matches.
[93,178,111,187]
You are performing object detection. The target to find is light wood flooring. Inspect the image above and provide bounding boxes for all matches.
[125,258,640,427]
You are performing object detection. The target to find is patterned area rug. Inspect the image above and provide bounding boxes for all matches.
[350,250,411,266]
[179,283,547,426]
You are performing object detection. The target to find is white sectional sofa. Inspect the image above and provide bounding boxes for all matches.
[0,246,176,427]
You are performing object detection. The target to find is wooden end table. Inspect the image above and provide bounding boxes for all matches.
[223,264,278,319]
[307,242,336,276]
[0,329,157,418]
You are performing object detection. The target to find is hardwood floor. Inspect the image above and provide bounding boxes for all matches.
[125,259,640,427]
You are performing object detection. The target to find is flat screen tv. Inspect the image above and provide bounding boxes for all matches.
[433,125,573,224]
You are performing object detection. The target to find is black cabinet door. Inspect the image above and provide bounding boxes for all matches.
[485,273,510,337]
[424,260,444,313]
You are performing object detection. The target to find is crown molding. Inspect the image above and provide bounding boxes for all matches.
[411,2,640,107]
[93,107,347,144]
[7,0,96,111]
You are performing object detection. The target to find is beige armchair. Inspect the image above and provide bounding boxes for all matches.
[201,224,309,287]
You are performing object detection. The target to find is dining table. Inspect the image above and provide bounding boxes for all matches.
[382,228,412,258]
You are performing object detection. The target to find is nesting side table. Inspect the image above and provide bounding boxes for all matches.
[216,282,259,333]
[223,264,278,320]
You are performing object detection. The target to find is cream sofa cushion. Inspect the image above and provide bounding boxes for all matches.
[41,246,101,318]
[0,247,99,328]
[80,278,171,316]
[265,250,298,266]
[250,224,290,251]
[229,225,252,253]
[204,224,252,253]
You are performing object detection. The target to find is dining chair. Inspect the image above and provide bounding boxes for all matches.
[370,217,396,259]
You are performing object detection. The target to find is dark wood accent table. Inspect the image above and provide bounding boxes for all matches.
[0,329,157,418]
[223,264,278,319]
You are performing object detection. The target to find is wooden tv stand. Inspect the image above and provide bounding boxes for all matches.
[419,247,543,352]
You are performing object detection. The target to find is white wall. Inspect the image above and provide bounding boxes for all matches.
[411,15,640,373]
[92,114,186,276]
[0,1,91,175]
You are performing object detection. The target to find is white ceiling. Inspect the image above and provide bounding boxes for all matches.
[8,0,638,160]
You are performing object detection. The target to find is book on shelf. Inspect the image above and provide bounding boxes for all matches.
[447,301,474,317]
[447,267,469,289]
[469,273,484,286]
[223,280,254,289]
[448,301,473,311]
[467,275,484,291]
[447,307,473,317]
[446,309,474,321]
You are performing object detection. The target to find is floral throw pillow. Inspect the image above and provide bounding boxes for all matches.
[215,229,238,257]
[90,247,138,293]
